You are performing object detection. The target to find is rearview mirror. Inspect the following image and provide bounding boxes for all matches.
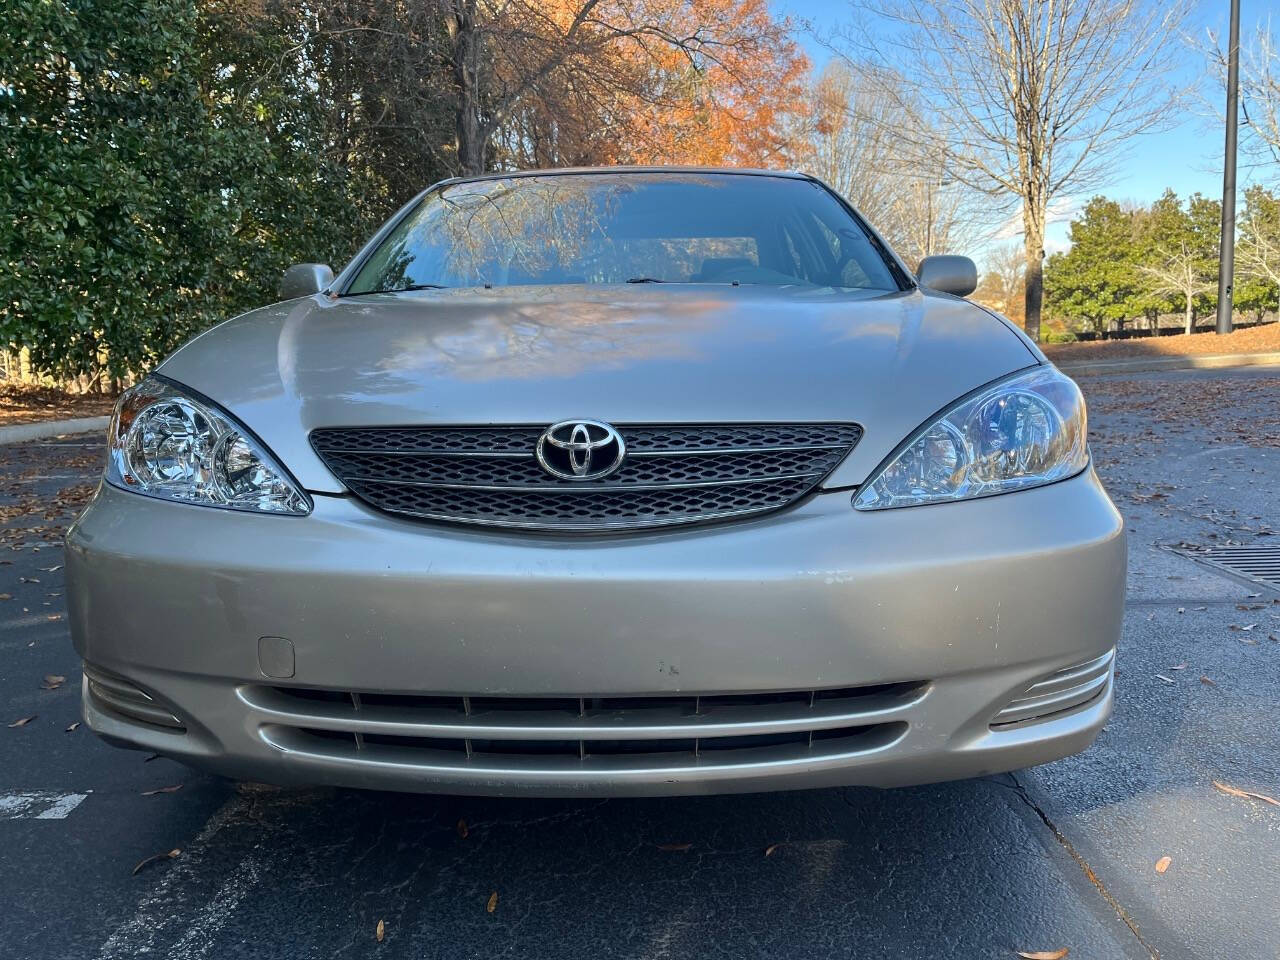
[916,255,977,297]
[279,263,335,300]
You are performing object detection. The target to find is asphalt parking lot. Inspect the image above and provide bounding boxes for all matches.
[1,366,1277,960]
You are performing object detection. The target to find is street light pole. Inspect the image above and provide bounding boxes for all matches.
[1216,0,1242,335]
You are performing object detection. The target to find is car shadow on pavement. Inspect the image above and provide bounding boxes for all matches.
[113,774,1140,958]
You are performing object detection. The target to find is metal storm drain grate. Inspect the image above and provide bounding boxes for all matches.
[1187,546,1280,590]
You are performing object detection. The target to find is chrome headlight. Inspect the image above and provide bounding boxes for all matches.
[853,366,1088,510]
[105,377,310,515]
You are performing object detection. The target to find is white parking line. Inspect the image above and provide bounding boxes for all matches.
[98,793,258,959]
[0,790,90,820]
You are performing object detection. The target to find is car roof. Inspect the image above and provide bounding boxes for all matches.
[436,166,814,187]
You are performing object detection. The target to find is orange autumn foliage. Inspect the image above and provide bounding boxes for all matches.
[488,0,808,171]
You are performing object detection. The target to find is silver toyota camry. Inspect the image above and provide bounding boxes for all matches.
[66,168,1125,796]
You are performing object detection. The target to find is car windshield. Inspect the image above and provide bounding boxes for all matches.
[344,172,902,294]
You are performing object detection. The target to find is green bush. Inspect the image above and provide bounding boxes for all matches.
[0,0,398,385]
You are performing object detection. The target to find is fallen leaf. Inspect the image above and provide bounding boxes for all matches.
[46,613,61,621]
[8,715,36,728]
[1194,606,1207,611]
[486,891,498,914]
[0,593,10,601]
[65,721,80,732]
[19,577,39,583]
[456,818,468,839]
[42,674,65,690]
[40,565,62,573]
[657,842,693,852]
[131,848,181,876]
[764,843,781,856]
[1155,856,1172,874]
[376,919,385,943]
[1170,663,1188,671]
[1017,950,1069,959]
[1155,674,1176,684]
[1200,675,1216,687]
[1213,780,1280,807]
[141,784,183,796]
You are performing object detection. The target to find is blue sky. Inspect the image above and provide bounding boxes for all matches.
[771,0,1240,255]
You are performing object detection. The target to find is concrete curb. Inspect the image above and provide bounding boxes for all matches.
[0,416,109,446]
[1055,350,1280,377]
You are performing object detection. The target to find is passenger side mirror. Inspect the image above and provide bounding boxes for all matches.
[279,263,335,300]
[916,255,977,297]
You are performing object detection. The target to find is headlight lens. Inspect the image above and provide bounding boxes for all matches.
[106,378,310,515]
[853,366,1088,510]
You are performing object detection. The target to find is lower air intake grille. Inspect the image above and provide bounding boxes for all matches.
[83,663,185,731]
[244,682,924,772]
[310,423,861,532]
[991,650,1114,728]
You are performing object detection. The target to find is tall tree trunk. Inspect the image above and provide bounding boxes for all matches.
[1022,231,1044,342]
[1184,298,1194,335]
[1021,196,1045,342]
[449,0,486,176]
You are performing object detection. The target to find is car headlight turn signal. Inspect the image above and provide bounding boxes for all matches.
[853,366,1088,510]
[105,377,310,515]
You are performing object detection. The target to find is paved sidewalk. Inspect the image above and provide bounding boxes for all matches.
[0,416,109,446]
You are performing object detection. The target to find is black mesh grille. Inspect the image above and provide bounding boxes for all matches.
[311,423,861,532]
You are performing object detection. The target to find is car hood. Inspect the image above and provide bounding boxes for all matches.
[158,284,1040,493]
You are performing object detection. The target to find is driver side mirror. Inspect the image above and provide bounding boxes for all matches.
[916,255,977,297]
[279,263,335,300]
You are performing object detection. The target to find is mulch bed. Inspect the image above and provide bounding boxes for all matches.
[0,383,117,427]
[1043,322,1280,362]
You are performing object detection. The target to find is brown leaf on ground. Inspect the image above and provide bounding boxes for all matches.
[131,848,181,876]
[8,715,36,727]
[456,818,468,839]
[42,674,65,690]
[1155,856,1172,874]
[0,593,11,601]
[1017,950,1069,959]
[656,842,693,852]
[376,919,385,943]
[65,721,79,732]
[764,843,782,857]
[1213,780,1280,807]
[140,784,183,796]
[486,891,498,913]
[1200,676,1216,687]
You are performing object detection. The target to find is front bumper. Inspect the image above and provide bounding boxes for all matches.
[65,470,1125,797]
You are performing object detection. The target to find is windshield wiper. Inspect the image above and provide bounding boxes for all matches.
[339,283,447,297]
[626,276,669,284]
